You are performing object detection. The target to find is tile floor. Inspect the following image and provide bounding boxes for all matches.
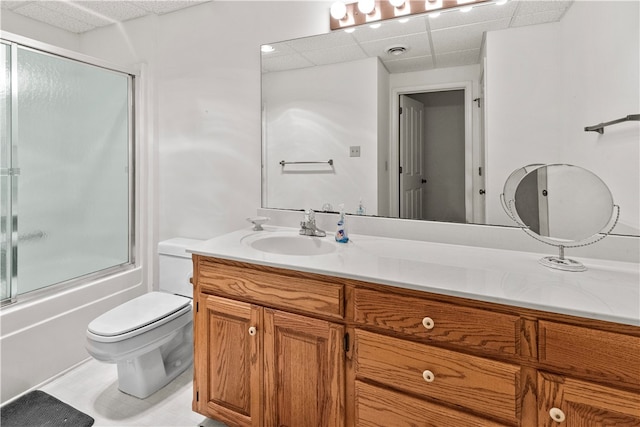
[39,359,227,427]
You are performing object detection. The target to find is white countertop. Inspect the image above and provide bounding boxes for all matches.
[188,226,640,327]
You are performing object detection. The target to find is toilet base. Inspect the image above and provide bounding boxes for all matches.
[115,323,193,399]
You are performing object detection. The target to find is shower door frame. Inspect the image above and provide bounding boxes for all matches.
[0,31,139,306]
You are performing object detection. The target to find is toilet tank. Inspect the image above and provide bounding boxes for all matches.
[158,238,202,297]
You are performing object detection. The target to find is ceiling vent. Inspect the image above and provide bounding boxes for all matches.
[386,45,408,56]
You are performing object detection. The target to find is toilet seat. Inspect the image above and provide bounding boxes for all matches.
[88,292,192,343]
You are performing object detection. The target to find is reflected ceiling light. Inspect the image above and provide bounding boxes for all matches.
[345,27,356,33]
[429,12,441,18]
[358,0,376,15]
[330,1,347,20]
[461,5,473,12]
[261,45,275,53]
[370,23,382,28]
[398,17,410,23]
[496,0,508,4]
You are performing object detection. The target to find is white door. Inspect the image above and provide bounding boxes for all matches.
[399,95,425,219]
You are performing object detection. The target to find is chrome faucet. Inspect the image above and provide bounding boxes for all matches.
[299,209,326,237]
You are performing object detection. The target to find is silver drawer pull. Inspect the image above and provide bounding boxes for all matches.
[549,407,566,423]
[422,370,435,382]
[422,317,435,330]
[248,326,257,336]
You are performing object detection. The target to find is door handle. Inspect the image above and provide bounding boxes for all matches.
[479,189,486,195]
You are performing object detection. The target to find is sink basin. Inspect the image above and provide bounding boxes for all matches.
[242,232,337,256]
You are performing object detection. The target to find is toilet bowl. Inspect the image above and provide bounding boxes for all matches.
[86,238,200,399]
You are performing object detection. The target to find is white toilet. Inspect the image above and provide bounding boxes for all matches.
[85,238,200,399]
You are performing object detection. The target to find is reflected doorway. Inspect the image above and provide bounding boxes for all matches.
[399,90,466,222]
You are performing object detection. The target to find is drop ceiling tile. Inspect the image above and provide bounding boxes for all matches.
[0,1,34,11]
[383,55,434,73]
[511,9,566,27]
[515,0,572,16]
[73,1,148,23]
[359,32,431,58]
[262,54,315,74]
[302,44,368,66]
[40,1,113,27]
[429,1,517,30]
[435,48,481,68]
[131,0,207,15]
[351,16,427,42]
[263,42,298,58]
[431,18,509,53]
[285,31,358,52]
[13,2,94,33]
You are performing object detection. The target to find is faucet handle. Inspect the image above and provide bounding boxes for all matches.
[305,209,315,223]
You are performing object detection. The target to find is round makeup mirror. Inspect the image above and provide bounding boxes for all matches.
[501,164,619,272]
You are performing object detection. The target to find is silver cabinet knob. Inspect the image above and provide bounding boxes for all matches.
[248,326,257,336]
[422,370,435,382]
[549,407,566,423]
[422,317,435,330]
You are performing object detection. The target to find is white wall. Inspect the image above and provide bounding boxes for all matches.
[263,57,381,215]
[79,1,329,241]
[485,1,639,234]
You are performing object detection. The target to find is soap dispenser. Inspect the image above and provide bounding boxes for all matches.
[356,198,366,215]
[335,204,349,243]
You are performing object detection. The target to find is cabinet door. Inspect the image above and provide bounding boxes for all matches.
[194,294,262,427]
[264,308,345,427]
[538,372,640,426]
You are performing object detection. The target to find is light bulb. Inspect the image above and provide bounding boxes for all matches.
[389,0,405,7]
[330,1,347,20]
[358,0,376,15]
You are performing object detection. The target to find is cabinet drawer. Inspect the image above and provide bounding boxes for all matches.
[197,258,344,319]
[355,329,520,425]
[355,381,504,427]
[353,287,518,355]
[539,320,640,388]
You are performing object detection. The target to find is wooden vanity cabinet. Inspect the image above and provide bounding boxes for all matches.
[193,256,346,427]
[192,255,640,427]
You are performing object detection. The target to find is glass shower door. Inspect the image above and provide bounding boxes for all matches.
[1,42,14,303]
[1,41,134,304]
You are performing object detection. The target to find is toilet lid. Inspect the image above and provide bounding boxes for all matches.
[88,292,191,337]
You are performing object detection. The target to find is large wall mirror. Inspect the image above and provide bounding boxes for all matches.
[261,0,639,237]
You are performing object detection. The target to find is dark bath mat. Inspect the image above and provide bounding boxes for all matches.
[1,390,94,427]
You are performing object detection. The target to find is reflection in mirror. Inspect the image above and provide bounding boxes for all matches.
[503,164,619,271]
[500,163,544,223]
[261,1,639,236]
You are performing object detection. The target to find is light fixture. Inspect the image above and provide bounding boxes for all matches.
[329,0,491,30]
[358,0,376,15]
[330,1,347,20]
[261,45,275,53]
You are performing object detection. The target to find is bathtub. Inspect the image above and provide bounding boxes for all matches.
[0,265,146,403]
